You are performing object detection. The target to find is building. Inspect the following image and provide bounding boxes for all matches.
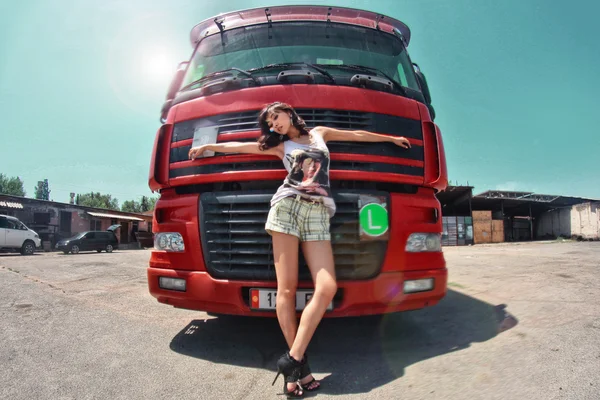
[435,186,475,246]
[436,187,599,245]
[0,194,153,250]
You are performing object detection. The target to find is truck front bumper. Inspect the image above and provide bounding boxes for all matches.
[147,266,447,317]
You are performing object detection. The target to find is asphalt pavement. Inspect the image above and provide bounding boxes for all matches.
[1,241,599,399]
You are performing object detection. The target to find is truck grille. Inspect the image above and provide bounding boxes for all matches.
[199,191,387,281]
[169,108,424,178]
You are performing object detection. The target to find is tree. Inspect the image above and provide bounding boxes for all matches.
[0,174,26,196]
[147,196,158,211]
[140,195,158,211]
[34,179,51,200]
[140,196,150,212]
[121,195,158,213]
[75,192,119,210]
[121,200,142,213]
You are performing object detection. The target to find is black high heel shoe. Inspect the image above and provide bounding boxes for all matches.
[299,354,320,392]
[272,352,304,398]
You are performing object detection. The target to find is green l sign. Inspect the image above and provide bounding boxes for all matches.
[359,203,389,237]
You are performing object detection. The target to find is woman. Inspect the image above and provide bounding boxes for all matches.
[189,102,410,398]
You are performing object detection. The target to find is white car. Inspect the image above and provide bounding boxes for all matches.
[0,214,41,255]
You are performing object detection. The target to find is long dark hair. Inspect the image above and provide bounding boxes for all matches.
[257,102,309,151]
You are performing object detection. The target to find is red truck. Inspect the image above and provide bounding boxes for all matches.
[148,5,448,317]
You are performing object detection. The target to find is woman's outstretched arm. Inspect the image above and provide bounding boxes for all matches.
[312,126,411,149]
[189,142,283,159]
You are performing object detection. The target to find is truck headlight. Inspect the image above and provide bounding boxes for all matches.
[154,232,185,252]
[405,233,441,252]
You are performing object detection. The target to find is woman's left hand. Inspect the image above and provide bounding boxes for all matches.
[392,136,411,149]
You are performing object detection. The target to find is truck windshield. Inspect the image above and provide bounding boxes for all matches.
[182,21,419,92]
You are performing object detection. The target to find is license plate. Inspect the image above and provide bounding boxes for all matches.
[249,289,333,311]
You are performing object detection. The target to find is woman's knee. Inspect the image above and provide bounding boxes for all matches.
[277,286,297,301]
[316,279,337,300]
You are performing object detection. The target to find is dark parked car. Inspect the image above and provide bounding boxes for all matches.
[56,225,120,254]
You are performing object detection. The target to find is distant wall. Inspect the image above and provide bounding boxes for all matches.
[72,211,89,234]
[572,203,599,239]
[537,208,571,238]
[537,202,599,240]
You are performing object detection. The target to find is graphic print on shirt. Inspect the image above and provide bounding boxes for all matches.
[284,148,331,198]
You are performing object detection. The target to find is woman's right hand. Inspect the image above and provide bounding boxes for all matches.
[189,145,209,160]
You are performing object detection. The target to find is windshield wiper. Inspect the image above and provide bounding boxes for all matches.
[316,64,406,95]
[247,63,336,84]
[180,68,260,92]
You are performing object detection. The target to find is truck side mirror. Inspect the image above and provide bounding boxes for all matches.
[160,61,189,123]
[166,61,189,100]
[160,99,173,124]
[413,63,435,120]
[413,63,431,104]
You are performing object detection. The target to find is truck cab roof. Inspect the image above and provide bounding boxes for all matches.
[190,5,411,47]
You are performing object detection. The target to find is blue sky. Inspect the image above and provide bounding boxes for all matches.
[1,0,599,203]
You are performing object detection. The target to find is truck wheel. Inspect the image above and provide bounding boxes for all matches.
[105,244,113,253]
[21,240,36,256]
[70,244,80,254]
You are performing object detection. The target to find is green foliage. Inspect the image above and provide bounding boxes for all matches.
[121,200,141,213]
[34,179,51,200]
[121,195,158,213]
[0,173,26,196]
[75,192,119,210]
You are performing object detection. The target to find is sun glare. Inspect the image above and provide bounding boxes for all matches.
[141,48,177,84]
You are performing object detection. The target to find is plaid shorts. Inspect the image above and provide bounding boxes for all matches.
[265,195,331,241]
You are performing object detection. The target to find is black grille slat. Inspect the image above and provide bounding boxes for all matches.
[205,209,269,215]
[217,117,257,124]
[218,127,257,134]
[213,110,373,133]
[210,248,273,255]
[331,161,421,174]
[204,216,268,224]
[211,259,272,266]
[199,191,388,281]
[210,259,377,267]
[327,142,424,159]
[218,121,257,130]
[208,247,374,256]
[207,238,273,244]
[205,228,267,235]
[218,116,257,123]
[295,119,369,126]
[171,108,422,142]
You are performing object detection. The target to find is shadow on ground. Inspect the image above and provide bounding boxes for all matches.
[170,289,517,395]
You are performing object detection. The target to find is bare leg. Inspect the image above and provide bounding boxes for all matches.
[271,232,302,393]
[289,240,337,370]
